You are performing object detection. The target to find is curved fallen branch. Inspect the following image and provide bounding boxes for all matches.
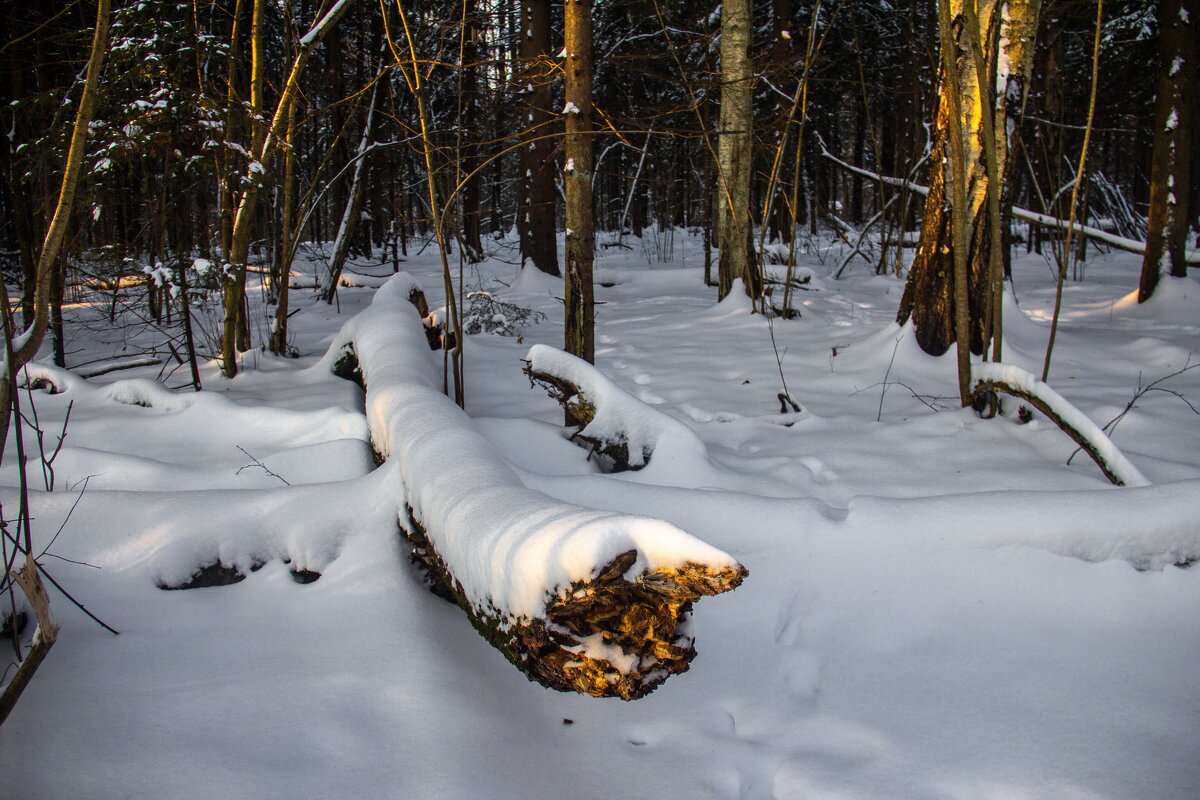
[970,363,1150,487]
[324,276,747,699]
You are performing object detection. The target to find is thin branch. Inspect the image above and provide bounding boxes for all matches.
[235,446,291,485]
[1067,359,1200,464]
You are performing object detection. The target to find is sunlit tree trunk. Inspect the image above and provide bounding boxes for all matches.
[563,0,594,364]
[1138,0,1195,301]
[896,0,1039,388]
[716,0,759,302]
[518,0,559,276]
[0,0,110,728]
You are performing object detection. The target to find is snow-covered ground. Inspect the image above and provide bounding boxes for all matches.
[1,231,1198,799]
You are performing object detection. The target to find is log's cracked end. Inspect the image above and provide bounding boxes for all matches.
[542,551,748,700]
[403,508,748,700]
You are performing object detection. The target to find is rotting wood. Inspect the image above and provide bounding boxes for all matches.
[970,377,1136,486]
[327,277,748,699]
[401,507,746,700]
[522,364,648,472]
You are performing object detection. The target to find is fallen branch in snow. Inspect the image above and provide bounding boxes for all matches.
[523,344,708,472]
[326,277,746,699]
[819,147,1200,265]
[970,363,1150,487]
[235,446,291,486]
[74,356,163,379]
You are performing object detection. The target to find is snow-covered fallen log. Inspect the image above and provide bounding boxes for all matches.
[970,363,1150,487]
[322,275,747,700]
[523,344,708,472]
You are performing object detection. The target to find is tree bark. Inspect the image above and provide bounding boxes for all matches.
[896,0,1039,368]
[716,0,760,302]
[563,0,595,364]
[518,0,560,276]
[1138,0,1196,301]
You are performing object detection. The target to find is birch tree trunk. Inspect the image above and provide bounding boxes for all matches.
[322,83,378,304]
[563,0,595,364]
[1138,0,1196,301]
[716,0,759,302]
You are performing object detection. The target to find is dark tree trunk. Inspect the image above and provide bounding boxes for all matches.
[1139,0,1196,301]
[563,0,594,364]
[518,0,560,276]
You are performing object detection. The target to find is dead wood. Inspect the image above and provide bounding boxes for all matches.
[326,278,748,699]
[0,556,59,725]
[402,507,746,700]
[522,365,649,472]
[971,378,1131,486]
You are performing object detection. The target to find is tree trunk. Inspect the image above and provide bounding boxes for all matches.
[896,0,1039,368]
[0,0,110,727]
[458,8,485,264]
[518,0,560,276]
[322,82,378,304]
[220,0,355,378]
[270,72,299,356]
[1138,0,1196,301]
[717,0,759,302]
[563,0,595,364]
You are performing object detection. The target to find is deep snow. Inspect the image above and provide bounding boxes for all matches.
[1,230,1198,799]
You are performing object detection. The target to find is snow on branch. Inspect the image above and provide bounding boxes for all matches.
[299,0,354,48]
[970,363,1150,487]
[523,344,708,472]
[322,275,747,700]
[819,147,1200,265]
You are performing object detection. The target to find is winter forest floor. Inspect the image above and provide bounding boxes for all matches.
[1,229,1198,799]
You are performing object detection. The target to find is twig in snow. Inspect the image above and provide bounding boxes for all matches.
[39,475,91,560]
[766,315,802,415]
[853,381,953,413]
[1067,358,1200,465]
[235,446,291,485]
[877,336,902,421]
